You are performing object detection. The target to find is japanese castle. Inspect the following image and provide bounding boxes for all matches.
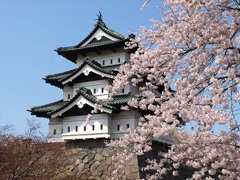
[29,16,139,142]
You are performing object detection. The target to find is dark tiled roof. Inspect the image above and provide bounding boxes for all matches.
[44,69,76,81]
[29,88,134,118]
[102,64,120,72]
[57,40,126,53]
[28,100,68,118]
[108,95,134,106]
[44,69,77,88]
[44,58,117,88]
[75,19,127,48]
[55,19,133,63]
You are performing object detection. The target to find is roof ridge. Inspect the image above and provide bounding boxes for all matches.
[85,57,101,67]
[78,87,93,95]
[85,57,115,75]
[98,23,127,40]
[85,58,115,75]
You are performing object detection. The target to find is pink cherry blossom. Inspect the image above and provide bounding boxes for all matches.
[107,0,240,179]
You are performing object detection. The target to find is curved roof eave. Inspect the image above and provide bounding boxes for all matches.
[43,69,77,89]
[28,100,68,118]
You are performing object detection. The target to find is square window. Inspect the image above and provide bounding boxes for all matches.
[67,127,70,132]
[75,126,78,132]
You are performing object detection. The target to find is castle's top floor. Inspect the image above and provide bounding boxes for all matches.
[55,15,135,64]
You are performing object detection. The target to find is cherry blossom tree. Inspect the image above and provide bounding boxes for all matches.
[108,0,240,179]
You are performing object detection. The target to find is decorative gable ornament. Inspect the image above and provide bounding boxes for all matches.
[83,68,90,76]
[95,31,104,40]
[77,97,85,108]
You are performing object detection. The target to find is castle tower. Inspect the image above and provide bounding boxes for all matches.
[29,15,139,142]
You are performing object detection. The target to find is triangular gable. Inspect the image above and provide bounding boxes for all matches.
[87,36,112,46]
[62,60,114,85]
[51,91,113,118]
[75,18,126,48]
[81,28,119,47]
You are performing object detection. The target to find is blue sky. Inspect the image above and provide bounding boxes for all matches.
[0,1,162,134]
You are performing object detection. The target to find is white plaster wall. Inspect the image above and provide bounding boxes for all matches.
[129,84,140,95]
[48,110,140,141]
[125,53,130,63]
[115,84,132,95]
[93,52,126,67]
[63,85,73,101]
[61,114,110,140]
[110,110,140,139]
[73,80,109,99]
[73,80,132,98]
[48,117,63,141]
[76,51,128,67]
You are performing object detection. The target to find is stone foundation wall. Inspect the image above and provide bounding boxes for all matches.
[52,139,140,180]
[33,139,197,180]
[39,139,192,179]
